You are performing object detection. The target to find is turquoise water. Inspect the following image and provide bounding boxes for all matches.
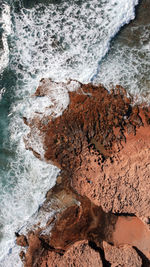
[0,0,149,265]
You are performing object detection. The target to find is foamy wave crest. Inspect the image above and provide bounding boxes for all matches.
[94,15,150,104]
[24,79,80,118]
[0,4,11,73]
[10,0,139,83]
[0,0,139,264]
[0,108,59,260]
[0,87,5,101]
[0,246,23,267]
[23,79,80,157]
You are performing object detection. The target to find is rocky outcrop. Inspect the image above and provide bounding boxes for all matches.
[103,242,142,267]
[72,110,150,218]
[18,80,150,266]
[25,80,144,170]
[17,177,117,266]
[24,239,103,267]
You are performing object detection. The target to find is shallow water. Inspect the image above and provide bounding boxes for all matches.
[0,0,149,265]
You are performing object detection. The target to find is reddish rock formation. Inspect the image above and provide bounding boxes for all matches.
[16,234,28,247]
[25,80,139,169]
[19,80,150,266]
[72,109,150,219]
[19,179,117,266]
[28,240,103,267]
[18,175,150,266]
[103,242,142,267]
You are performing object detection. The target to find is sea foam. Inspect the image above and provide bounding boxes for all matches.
[0,4,11,73]
[0,0,140,265]
[94,11,150,104]
[10,0,139,84]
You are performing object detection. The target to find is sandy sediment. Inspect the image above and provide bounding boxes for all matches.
[18,80,150,266]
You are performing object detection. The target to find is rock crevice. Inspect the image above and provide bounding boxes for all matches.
[18,80,150,266]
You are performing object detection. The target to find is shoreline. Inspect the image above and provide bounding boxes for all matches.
[16,80,150,266]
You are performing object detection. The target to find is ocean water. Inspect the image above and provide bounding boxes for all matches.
[94,0,150,103]
[0,0,149,265]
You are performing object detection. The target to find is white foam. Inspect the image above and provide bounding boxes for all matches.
[94,23,150,104]
[0,4,11,73]
[25,80,71,118]
[0,245,23,267]
[17,79,79,157]
[0,0,140,264]
[24,79,80,118]
[0,87,5,101]
[0,110,59,260]
[10,0,139,84]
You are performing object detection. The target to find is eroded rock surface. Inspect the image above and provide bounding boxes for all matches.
[72,111,150,219]
[19,80,150,266]
[44,240,103,267]
[25,80,141,169]
[103,241,142,267]
[29,240,103,267]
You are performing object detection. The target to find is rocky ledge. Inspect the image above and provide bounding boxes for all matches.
[18,79,150,266]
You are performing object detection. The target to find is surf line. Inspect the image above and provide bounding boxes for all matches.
[90,0,139,82]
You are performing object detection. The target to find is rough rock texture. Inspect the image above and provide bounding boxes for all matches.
[19,80,150,266]
[39,240,103,267]
[17,178,150,266]
[72,109,150,219]
[103,241,142,267]
[18,180,117,266]
[42,181,117,250]
[16,234,28,247]
[25,79,150,219]
[25,80,139,170]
